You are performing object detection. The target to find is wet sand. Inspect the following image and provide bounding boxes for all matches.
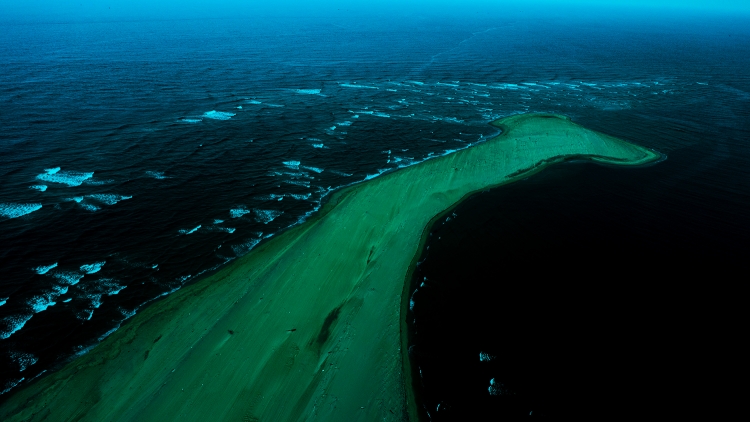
[0,114,659,421]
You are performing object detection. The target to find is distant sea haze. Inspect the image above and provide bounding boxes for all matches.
[1,7,748,418]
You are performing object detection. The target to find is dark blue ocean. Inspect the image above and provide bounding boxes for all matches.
[1,4,749,416]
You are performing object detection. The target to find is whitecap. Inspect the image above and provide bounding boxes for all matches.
[145,171,168,179]
[364,168,390,180]
[231,238,261,256]
[479,352,496,362]
[29,185,47,192]
[301,165,323,173]
[1,377,26,395]
[329,126,336,131]
[295,89,321,95]
[36,169,93,187]
[253,209,283,224]
[311,143,326,148]
[230,207,251,218]
[9,351,38,372]
[28,295,56,313]
[80,203,100,212]
[213,219,224,224]
[337,120,352,126]
[283,161,301,169]
[52,271,84,285]
[246,100,262,104]
[179,225,201,235]
[202,110,236,120]
[33,263,57,275]
[340,83,378,89]
[328,170,353,177]
[0,203,42,219]
[179,118,202,123]
[0,314,33,339]
[289,193,311,200]
[0,297,6,307]
[80,261,105,274]
[87,194,132,206]
[284,180,310,188]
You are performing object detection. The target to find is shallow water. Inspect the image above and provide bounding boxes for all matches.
[1,6,749,410]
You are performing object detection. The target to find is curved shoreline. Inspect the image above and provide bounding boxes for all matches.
[0,114,660,421]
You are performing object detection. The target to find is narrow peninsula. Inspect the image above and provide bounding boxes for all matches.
[0,114,659,421]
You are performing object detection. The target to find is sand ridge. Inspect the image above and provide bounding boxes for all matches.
[0,114,659,422]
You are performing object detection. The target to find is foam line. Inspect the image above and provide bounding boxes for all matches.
[0,203,42,219]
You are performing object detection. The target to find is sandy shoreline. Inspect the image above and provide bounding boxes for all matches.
[0,114,659,421]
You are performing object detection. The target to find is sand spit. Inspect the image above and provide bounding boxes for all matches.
[0,114,659,421]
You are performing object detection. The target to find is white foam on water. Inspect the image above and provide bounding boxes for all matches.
[87,194,132,206]
[81,203,100,212]
[62,298,72,303]
[329,126,336,131]
[437,82,459,87]
[301,165,323,173]
[179,225,201,235]
[311,143,326,148]
[28,295,56,313]
[218,227,235,233]
[283,160,301,169]
[203,110,236,120]
[0,314,33,339]
[231,238,261,256]
[80,261,105,274]
[1,377,26,395]
[328,170,353,177]
[179,118,202,123]
[364,168,390,180]
[340,83,378,89]
[237,105,242,109]
[479,352,496,362]
[246,100,262,104]
[9,351,38,372]
[29,185,47,192]
[36,169,93,187]
[52,271,84,286]
[253,209,283,224]
[34,263,57,275]
[407,80,424,85]
[0,297,6,307]
[266,104,285,108]
[295,89,321,95]
[0,203,43,219]
[230,207,251,218]
[145,171,168,179]
[289,193,311,200]
[337,121,352,126]
[284,180,310,188]
[213,219,224,224]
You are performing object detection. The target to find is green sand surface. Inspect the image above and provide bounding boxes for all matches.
[0,114,659,421]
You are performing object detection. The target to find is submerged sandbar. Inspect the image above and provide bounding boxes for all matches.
[0,114,659,421]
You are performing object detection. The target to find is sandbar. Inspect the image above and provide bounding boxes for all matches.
[0,114,659,421]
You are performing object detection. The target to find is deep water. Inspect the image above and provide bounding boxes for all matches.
[0,6,748,415]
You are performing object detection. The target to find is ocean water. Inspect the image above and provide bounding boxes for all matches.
[1,4,749,414]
